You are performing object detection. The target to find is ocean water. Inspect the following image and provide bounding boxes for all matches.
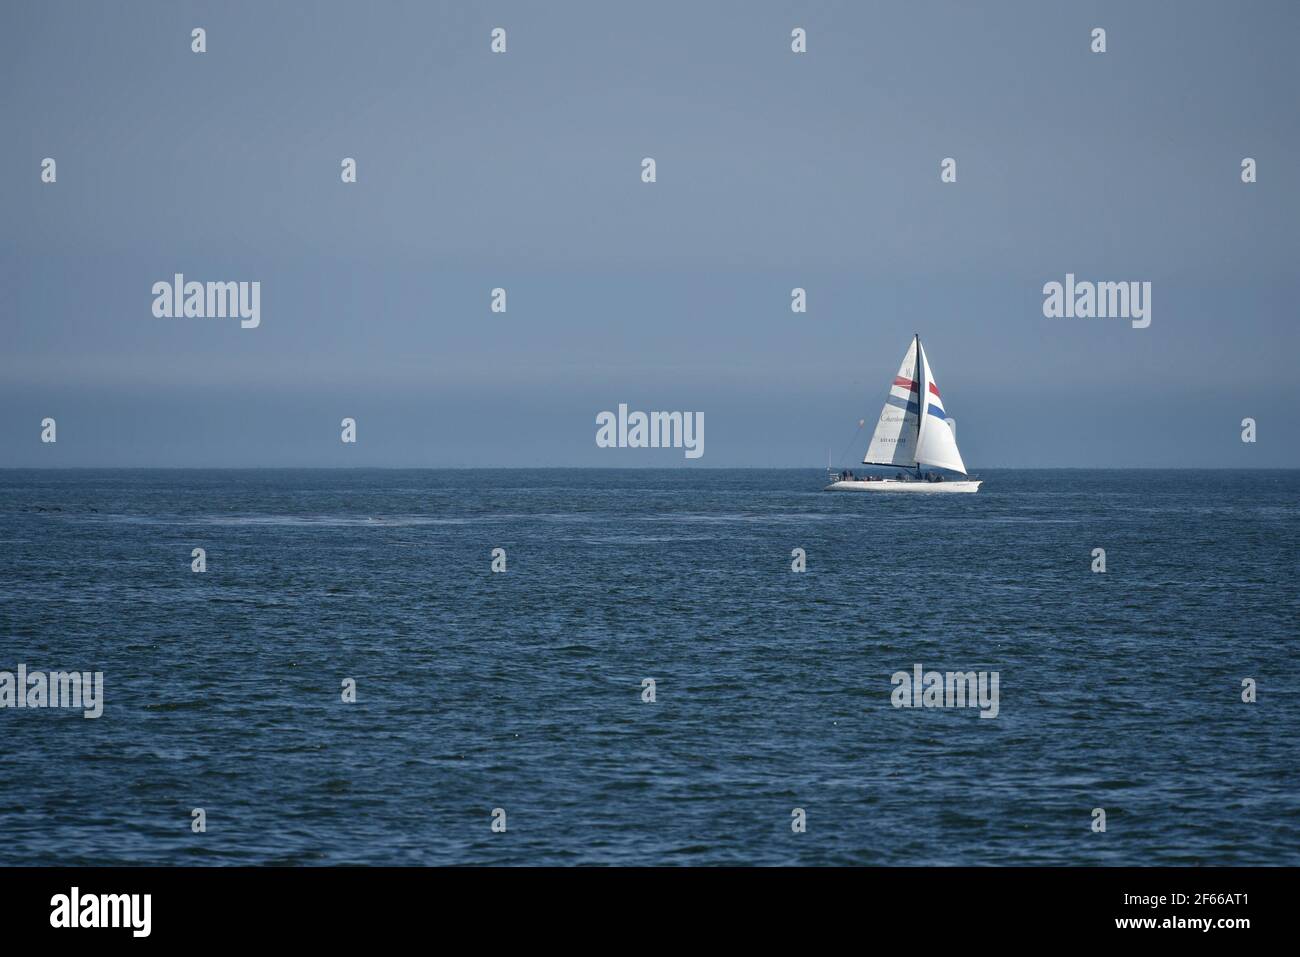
[1,468,1297,866]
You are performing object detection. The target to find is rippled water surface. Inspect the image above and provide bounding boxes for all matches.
[1,469,1297,865]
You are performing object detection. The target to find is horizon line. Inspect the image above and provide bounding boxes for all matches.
[1,466,1296,473]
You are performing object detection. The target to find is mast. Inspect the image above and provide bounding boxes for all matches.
[913,333,923,476]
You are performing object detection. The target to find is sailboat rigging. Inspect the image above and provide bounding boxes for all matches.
[825,334,982,493]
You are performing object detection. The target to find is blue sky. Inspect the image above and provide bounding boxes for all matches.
[2,0,1296,466]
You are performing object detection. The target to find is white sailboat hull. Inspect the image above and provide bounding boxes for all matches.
[824,479,982,493]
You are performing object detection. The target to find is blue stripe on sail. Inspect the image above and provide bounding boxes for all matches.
[885,395,919,415]
[926,404,949,419]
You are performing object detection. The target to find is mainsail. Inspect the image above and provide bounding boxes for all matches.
[863,335,969,475]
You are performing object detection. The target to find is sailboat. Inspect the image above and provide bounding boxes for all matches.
[824,334,982,493]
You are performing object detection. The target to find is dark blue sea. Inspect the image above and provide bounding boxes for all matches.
[1,469,1297,866]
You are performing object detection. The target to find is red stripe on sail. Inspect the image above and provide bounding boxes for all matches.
[929,383,941,397]
[893,377,918,391]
